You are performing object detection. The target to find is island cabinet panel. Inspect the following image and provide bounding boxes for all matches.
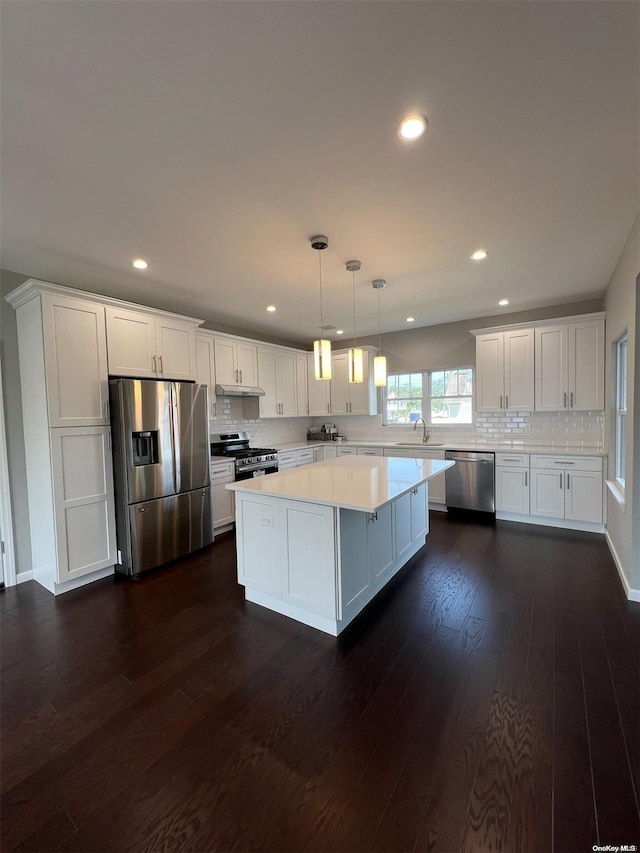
[410,482,428,541]
[369,503,395,592]
[281,501,336,619]
[394,491,413,565]
[235,495,281,596]
[339,511,371,620]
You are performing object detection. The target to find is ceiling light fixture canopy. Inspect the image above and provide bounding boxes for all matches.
[372,279,387,387]
[310,235,331,381]
[398,114,428,140]
[346,260,363,384]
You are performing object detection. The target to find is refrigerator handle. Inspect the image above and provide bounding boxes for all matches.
[170,384,182,494]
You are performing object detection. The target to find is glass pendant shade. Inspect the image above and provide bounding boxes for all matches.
[348,347,364,384]
[314,338,332,380]
[374,354,388,387]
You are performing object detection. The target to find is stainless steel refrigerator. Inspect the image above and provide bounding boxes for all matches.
[109,378,214,577]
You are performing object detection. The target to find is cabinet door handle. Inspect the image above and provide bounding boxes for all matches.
[505,394,509,409]
[152,354,157,373]
[500,394,503,409]
[570,392,574,408]
[327,403,330,414]
[158,354,163,373]
[566,473,570,490]
[560,473,563,490]
[239,370,243,383]
[524,471,528,487]
[563,392,567,408]
[103,400,110,421]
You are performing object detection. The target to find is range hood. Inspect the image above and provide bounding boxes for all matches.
[215,384,265,397]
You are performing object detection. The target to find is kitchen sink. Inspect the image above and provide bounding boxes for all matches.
[394,442,444,447]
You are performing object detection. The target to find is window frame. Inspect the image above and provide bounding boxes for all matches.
[615,333,628,489]
[382,367,475,427]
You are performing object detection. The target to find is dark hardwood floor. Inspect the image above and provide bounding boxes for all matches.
[2,515,639,852]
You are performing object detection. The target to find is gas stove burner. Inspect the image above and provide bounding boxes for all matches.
[210,431,279,480]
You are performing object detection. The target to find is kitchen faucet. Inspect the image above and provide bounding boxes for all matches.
[413,417,429,443]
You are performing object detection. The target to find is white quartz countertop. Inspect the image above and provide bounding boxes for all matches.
[227,456,455,512]
[270,439,606,457]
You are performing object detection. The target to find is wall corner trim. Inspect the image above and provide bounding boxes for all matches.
[605,530,640,602]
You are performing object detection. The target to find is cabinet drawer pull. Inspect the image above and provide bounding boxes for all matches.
[502,457,520,462]
[554,460,574,464]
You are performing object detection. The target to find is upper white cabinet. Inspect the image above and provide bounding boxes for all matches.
[295,354,309,416]
[195,331,217,419]
[330,349,377,416]
[535,316,604,411]
[308,355,332,416]
[214,337,258,387]
[40,291,110,427]
[106,306,199,381]
[258,347,297,417]
[475,329,534,412]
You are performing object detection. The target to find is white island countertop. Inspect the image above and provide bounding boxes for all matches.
[227,455,454,513]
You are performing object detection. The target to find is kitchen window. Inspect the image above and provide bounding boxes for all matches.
[615,333,628,487]
[384,368,474,425]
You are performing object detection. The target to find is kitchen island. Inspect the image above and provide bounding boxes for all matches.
[227,455,454,635]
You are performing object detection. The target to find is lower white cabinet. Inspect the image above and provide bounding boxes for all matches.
[357,446,384,457]
[337,446,357,456]
[277,451,297,470]
[394,483,428,567]
[210,460,235,529]
[296,448,315,467]
[49,427,117,587]
[529,456,603,524]
[496,466,530,514]
[323,446,338,460]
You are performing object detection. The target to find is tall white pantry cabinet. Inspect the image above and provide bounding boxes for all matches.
[7,281,117,594]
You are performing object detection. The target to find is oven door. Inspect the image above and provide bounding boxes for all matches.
[235,462,278,481]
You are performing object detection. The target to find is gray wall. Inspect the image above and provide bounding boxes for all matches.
[603,214,639,592]
[0,269,31,575]
[356,298,604,373]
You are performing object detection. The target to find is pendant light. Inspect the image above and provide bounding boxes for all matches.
[310,235,331,380]
[346,260,364,383]
[372,279,387,387]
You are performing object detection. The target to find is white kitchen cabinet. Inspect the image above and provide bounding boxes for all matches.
[535,316,604,411]
[40,291,110,427]
[258,348,297,417]
[296,448,315,467]
[313,447,323,463]
[106,305,199,381]
[357,447,384,457]
[394,483,427,566]
[369,503,395,591]
[530,455,603,523]
[214,337,258,387]
[7,280,119,595]
[336,446,357,456]
[50,427,117,584]
[475,329,534,412]
[277,451,298,470]
[330,350,377,416]
[196,332,217,419]
[296,354,309,416]
[307,355,332,416]
[322,445,338,460]
[496,466,530,514]
[210,460,235,529]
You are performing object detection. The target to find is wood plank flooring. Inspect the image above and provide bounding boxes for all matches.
[1,515,639,852]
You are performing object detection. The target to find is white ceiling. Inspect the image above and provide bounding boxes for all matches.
[1,1,637,344]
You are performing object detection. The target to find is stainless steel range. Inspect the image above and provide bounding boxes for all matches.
[210,432,278,481]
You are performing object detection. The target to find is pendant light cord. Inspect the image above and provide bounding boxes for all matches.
[352,268,357,347]
[318,250,324,330]
[378,287,382,350]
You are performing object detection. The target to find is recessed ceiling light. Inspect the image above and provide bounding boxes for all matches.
[398,115,428,141]
[132,258,148,270]
[498,298,509,306]
[336,329,344,335]
[406,316,415,323]
[471,249,488,261]
[266,305,276,312]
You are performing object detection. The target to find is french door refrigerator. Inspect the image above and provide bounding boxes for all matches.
[109,378,214,577]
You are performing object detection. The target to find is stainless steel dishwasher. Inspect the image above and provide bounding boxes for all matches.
[445,450,496,515]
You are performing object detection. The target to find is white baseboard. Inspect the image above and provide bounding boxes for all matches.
[605,531,640,602]
[16,570,34,584]
[496,511,605,534]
